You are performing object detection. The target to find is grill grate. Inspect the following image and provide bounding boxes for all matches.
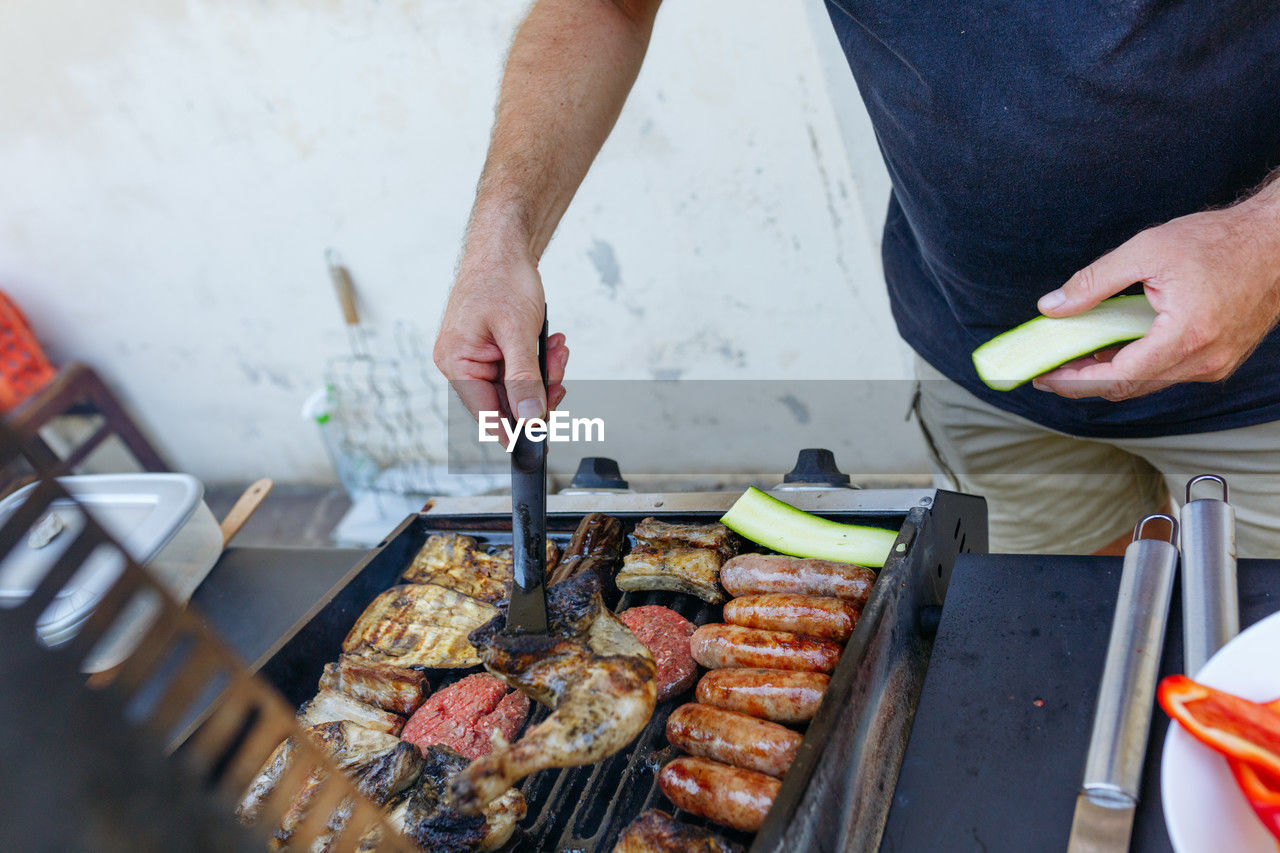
[257,494,985,852]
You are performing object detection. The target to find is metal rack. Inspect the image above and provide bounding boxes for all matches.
[0,423,410,852]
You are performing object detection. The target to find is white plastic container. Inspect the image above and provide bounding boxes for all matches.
[0,474,224,662]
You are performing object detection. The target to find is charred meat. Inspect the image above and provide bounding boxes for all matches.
[452,571,656,813]
[630,518,737,556]
[616,519,738,604]
[318,655,430,716]
[359,745,526,853]
[297,688,406,736]
[401,673,530,760]
[547,512,624,588]
[343,583,497,669]
[613,809,743,853]
[236,720,424,848]
[402,532,559,603]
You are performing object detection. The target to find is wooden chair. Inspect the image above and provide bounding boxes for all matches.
[3,362,169,492]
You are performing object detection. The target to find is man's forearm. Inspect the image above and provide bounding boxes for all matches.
[467,0,661,263]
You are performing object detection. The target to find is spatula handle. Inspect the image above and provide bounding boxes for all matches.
[1181,474,1238,676]
[1081,514,1178,806]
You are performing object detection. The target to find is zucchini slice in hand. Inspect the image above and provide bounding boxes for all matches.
[721,487,898,568]
[972,295,1157,391]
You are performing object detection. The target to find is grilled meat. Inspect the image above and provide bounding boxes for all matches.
[402,533,559,603]
[548,512,624,587]
[318,655,431,716]
[344,583,497,669]
[630,518,737,556]
[401,673,531,760]
[453,571,657,813]
[722,593,859,641]
[658,756,780,833]
[617,545,728,604]
[236,721,424,848]
[297,688,406,736]
[237,733,297,825]
[690,624,842,673]
[719,555,875,605]
[695,668,829,724]
[616,518,738,604]
[618,606,698,701]
[665,703,802,778]
[358,745,526,852]
[613,809,743,853]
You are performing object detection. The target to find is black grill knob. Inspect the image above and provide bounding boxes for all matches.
[782,448,851,487]
[569,457,630,491]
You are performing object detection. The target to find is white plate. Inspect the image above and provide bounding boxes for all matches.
[1161,609,1280,853]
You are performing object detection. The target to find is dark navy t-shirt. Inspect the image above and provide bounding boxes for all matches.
[825,0,1280,438]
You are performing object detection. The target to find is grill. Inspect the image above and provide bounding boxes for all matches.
[258,477,987,851]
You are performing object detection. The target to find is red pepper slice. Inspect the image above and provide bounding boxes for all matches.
[1229,698,1280,841]
[1157,674,1280,778]
[1230,759,1280,840]
[1159,675,1280,841]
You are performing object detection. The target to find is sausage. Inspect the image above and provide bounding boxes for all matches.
[720,554,876,605]
[696,668,830,723]
[658,756,780,832]
[666,702,802,778]
[722,593,859,641]
[690,624,842,673]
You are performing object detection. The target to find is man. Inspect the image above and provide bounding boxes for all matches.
[433,1,1280,556]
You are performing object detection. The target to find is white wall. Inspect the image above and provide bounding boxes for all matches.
[0,0,925,483]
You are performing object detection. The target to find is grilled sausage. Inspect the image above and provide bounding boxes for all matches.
[658,756,780,832]
[720,555,875,605]
[696,668,830,723]
[690,624,842,673]
[666,703,801,778]
[722,593,859,641]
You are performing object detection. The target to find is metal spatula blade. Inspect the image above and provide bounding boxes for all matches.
[506,308,550,634]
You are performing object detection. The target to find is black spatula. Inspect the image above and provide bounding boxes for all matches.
[506,307,550,634]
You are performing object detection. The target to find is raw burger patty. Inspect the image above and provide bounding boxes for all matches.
[619,605,697,701]
[401,673,530,760]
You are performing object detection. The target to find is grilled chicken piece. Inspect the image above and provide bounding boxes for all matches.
[403,533,560,603]
[344,584,497,669]
[297,688,406,736]
[453,571,656,813]
[236,721,424,849]
[630,518,738,556]
[547,513,624,588]
[613,809,743,853]
[357,745,526,852]
[319,655,431,715]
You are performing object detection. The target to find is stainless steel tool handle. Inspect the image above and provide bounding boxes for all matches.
[1180,474,1238,676]
[1081,514,1179,806]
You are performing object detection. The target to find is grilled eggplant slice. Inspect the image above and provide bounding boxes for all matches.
[548,512,624,588]
[319,655,431,716]
[402,533,559,603]
[297,688,406,736]
[344,583,497,669]
[617,545,728,604]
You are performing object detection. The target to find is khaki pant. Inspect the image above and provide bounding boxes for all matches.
[913,356,1280,557]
